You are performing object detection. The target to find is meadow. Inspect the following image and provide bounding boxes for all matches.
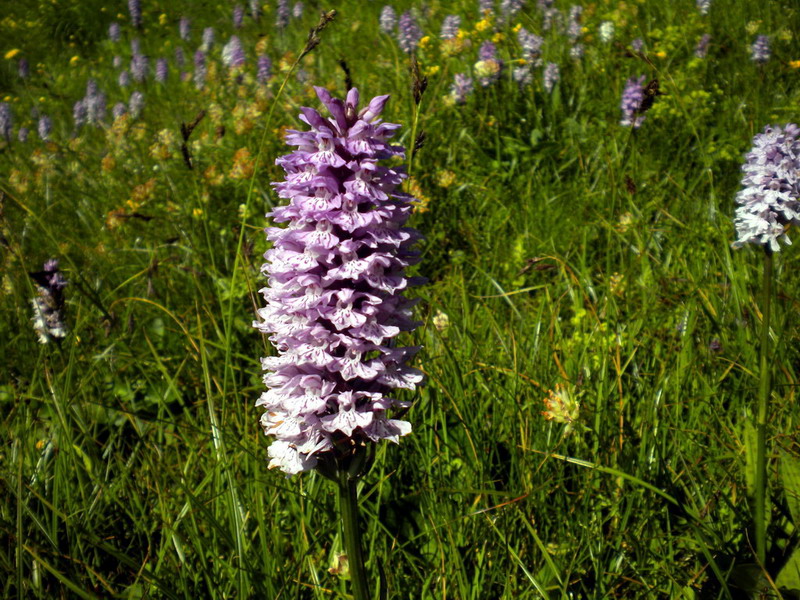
[2,0,800,598]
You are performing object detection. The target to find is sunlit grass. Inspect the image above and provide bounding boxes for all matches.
[2,1,800,598]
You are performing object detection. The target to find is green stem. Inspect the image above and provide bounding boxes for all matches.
[338,471,370,600]
[755,247,773,566]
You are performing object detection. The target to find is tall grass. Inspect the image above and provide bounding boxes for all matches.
[2,0,800,598]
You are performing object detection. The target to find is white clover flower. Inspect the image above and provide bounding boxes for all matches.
[598,21,615,43]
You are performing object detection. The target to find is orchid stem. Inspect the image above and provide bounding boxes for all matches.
[338,470,370,600]
[755,247,773,566]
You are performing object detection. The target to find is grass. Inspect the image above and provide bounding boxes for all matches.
[2,0,800,598]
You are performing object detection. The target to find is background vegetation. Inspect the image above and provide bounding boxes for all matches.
[2,0,800,597]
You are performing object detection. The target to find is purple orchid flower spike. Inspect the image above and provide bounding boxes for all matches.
[255,87,424,476]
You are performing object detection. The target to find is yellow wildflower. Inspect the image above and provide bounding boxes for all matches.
[192,208,204,218]
[432,310,450,332]
[419,35,431,49]
[424,65,440,77]
[4,49,21,60]
[441,37,464,56]
[654,50,667,59]
[542,383,580,427]
[69,55,79,66]
[790,60,800,69]
[229,148,255,180]
[203,164,225,186]
[232,103,254,135]
[128,179,156,209]
[512,23,522,33]
[436,170,456,188]
[491,32,505,43]
[404,177,430,213]
[158,13,167,26]
[9,168,29,193]
[474,18,491,33]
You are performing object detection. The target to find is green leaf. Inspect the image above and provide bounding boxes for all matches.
[777,546,800,593]
[744,421,757,497]
[780,451,800,527]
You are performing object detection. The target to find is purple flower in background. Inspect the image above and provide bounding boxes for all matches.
[295,68,310,84]
[131,53,149,82]
[479,0,494,16]
[202,27,215,51]
[570,43,584,60]
[233,5,245,28]
[276,0,290,29]
[541,4,561,32]
[73,100,87,129]
[734,124,800,251]
[0,102,13,141]
[475,41,502,87]
[695,34,711,58]
[620,75,646,128]
[450,73,474,103]
[696,0,711,15]
[500,0,524,21]
[257,55,272,83]
[518,28,543,66]
[113,55,123,69]
[18,58,29,79]
[86,90,106,125]
[109,22,121,42]
[440,15,460,39]
[129,90,145,119]
[175,47,186,69]
[479,41,497,61]
[38,115,52,141]
[397,11,422,54]
[255,87,423,475]
[293,2,304,18]
[543,62,560,92]
[513,66,532,88]
[112,102,127,120]
[179,17,191,40]
[194,50,207,89]
[118,70,131,87]
[18,127,29,142]
[751,35,770,64]
[631,38,644,52]
[223,35,246,68]
[379,5,396,34]
[156,58,168,82]
[567,6,583,42]
[128,0,142,28]
[30,259,69,344]
[131,38,141,55]
[250,0,261,19]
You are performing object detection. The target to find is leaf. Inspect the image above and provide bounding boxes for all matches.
[780,451,800,527]
[744,421,757,497]
[777,546,800,593]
